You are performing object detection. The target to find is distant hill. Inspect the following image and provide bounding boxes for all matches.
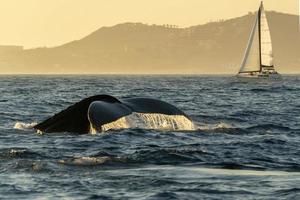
[0,11,299,74]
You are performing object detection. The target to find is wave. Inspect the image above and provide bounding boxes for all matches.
[246,124,291,131]
[275,188,300,197]
[0,148,45,159]
[117,166,300,176]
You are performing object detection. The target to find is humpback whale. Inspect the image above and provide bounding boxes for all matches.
[34,95,195,134]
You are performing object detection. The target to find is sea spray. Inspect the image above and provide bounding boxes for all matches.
[14,122,37,130]
[95,112,196,133]
[198,122,233,131]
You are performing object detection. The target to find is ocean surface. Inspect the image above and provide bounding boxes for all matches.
[0,75,299,199]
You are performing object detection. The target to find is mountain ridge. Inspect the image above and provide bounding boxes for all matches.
[0,11,299,74]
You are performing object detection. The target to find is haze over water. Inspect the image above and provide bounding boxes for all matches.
[0,75,299,199]
[0,0,297,48]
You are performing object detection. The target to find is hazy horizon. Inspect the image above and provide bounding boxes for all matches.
[0,1,299,74]
[0,0,298,48]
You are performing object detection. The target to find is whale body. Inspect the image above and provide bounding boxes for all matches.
[34,95,193,134]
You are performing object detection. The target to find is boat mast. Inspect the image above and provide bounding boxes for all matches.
[258,1,263,72]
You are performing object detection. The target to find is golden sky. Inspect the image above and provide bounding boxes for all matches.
[0,0,298,48]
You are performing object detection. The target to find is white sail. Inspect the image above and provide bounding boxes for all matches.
[239,13,261,73]
[260,5,273,67]
[237,2,280,78]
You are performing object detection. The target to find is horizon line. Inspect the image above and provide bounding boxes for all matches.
[0,73,299,76]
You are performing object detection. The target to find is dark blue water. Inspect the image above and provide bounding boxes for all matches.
[0,75,299,199]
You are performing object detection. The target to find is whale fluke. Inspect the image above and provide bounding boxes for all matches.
[34,95,192,134]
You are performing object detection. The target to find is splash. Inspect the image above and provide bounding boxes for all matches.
[93,112,196,133]
[198,122,232,131]
[9,149,26,156]
[101,117,130,132]
[136,113,195,131]
[215,122,232,129]
[58,156,111,166]
[14,122,37,130]
[57,156,125,166]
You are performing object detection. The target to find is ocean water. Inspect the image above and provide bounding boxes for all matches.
[0,75,299,199]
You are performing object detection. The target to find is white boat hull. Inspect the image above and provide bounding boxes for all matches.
[236,73,282,80]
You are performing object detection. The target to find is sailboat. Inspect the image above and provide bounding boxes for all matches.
[237,1,281,79]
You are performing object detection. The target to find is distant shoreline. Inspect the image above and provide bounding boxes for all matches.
[0,73,299,76]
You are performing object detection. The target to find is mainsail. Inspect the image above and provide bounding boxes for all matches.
[239,2,274,74]
[260,5,273,67]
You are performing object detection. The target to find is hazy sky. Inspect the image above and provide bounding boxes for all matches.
[0,0,298,48]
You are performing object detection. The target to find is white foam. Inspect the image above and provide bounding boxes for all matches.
[13,122,37,130]
[92,112,196,133]
[215,122,232,129]
[58,156,112,166]
[9,149,26,154]
[122,166,300,177]
[198,122,232,131]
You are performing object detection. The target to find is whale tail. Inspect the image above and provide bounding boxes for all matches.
[34,95,193,134]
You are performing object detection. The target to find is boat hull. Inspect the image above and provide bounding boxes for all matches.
[236,73,282,80]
